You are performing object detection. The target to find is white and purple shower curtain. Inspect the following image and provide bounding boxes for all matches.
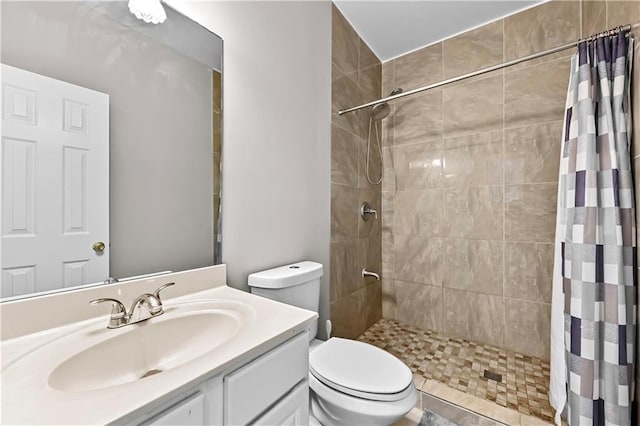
[550,31,636,425]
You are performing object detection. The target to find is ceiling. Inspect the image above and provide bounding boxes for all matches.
[333,1,544,62]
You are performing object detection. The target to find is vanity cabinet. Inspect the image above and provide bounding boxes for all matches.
[145,393,206,425]
[224,331,308,425]
[135,332,309,426]
[251,381,308,426]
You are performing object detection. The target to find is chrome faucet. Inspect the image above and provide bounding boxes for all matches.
[128,293,163,323]
[90,282,175,329]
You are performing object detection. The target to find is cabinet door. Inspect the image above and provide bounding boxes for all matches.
[250,380,308,426]
[145,393,204,426]
[225,333,308,425]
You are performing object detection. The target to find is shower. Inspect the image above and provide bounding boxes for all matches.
[365,88,403,185]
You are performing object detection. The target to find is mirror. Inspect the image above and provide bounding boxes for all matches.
[0,1,222,300]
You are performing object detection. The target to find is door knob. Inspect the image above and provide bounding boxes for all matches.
[92,241,106,252]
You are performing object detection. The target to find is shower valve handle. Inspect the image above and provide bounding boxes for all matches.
[361,202,378,221]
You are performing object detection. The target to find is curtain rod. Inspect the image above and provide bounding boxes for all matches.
[338,23,638,116]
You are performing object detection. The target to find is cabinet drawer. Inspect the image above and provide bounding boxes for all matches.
[224,333,308,425]
[250,380,308,426]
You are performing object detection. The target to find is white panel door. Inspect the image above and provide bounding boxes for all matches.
[1,64,109,297]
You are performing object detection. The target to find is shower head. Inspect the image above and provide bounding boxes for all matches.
[370,103,390,121]
[369,88,403,121]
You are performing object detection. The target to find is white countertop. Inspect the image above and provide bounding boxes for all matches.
[1,284,317,425]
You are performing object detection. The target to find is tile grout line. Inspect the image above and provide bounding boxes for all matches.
[391,182,560,193]
[391,276,551,304]
[332,60,359,90]
[503,118,566,132]
[501,15,507,351]
[440,41,446,332]
[393,120,566,152]
[332,116,366,141]
[579,0,583,39]
[390,117,564,151]
[391,57,397,297]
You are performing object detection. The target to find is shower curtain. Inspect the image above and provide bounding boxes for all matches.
[550,31,636,426]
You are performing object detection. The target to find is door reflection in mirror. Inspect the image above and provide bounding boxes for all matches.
[0,1,223,300]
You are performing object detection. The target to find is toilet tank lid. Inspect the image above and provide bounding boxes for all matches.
[248,261,323,289]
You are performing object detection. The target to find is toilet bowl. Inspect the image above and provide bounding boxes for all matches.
[308,337,417,426]
[248,261,417,426]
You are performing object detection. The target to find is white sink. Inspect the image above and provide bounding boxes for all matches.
[7,299,255,393]
[49,311,239,392]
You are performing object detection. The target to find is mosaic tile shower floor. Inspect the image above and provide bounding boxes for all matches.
[358,319,553,423]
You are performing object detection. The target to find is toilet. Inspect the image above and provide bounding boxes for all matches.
[248,261,417,426]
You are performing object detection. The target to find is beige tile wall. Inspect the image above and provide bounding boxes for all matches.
[381,0,640,361]
[330,5,383,339]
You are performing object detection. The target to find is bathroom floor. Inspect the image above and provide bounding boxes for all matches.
[358,319,553,424]
[395,391,505,426]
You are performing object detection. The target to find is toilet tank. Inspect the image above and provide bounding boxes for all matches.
[248,261,323,340]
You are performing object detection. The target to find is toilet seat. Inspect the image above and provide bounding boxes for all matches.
[309,338,413,402]
[309,372,417,425]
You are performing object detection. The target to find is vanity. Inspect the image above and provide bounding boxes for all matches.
[0,265,318,425]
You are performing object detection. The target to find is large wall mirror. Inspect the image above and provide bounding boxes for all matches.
[0,1,222,300]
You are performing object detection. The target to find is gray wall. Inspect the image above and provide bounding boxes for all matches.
[1,1,214,279]
[171,1,332,337]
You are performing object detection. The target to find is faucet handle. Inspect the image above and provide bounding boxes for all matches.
[90,298,128,328]
[360,202,378,221]
[90,298,126,316]
[152,282,175,302]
